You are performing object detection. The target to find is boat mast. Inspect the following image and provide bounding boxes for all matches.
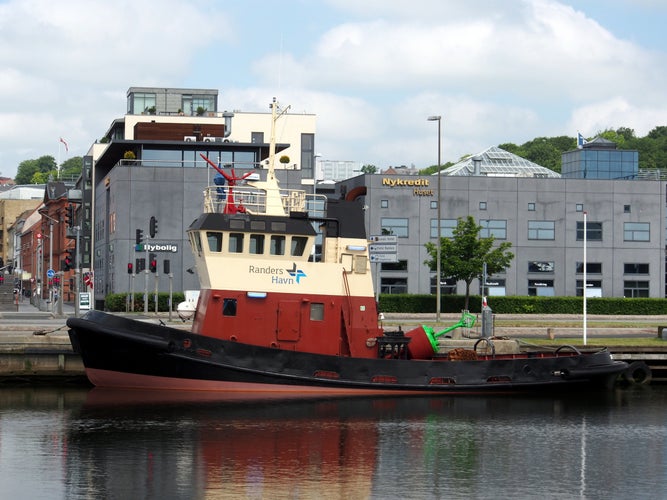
[247,97,292,216]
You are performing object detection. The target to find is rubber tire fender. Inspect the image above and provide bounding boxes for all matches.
[623,361,652,385]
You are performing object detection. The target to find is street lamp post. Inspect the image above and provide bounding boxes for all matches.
[427,115,442,323]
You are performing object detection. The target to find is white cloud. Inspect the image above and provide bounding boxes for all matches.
[0,0,665,177]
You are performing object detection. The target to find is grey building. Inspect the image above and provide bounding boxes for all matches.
[339,149,665,299]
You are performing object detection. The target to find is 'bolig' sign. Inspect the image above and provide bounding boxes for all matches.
[135,243,179,252]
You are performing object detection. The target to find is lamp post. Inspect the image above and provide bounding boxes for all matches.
[427,115,442,323]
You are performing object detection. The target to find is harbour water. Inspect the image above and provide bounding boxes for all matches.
[0,385,665,499]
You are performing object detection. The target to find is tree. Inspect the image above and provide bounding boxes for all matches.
[360,164,377,174]
[59,156,83,181]
[424,216,514,310]
[14,155,57,184]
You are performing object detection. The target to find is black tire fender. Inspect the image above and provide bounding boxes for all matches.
[623,361,652,385]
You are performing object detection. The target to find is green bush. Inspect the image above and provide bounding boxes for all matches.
[378,294,667,315]
[105,292,185,312]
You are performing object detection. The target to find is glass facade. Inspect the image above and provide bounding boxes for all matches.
[562,148,638,179]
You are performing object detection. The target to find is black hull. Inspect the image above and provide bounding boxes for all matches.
[67,311,628,395]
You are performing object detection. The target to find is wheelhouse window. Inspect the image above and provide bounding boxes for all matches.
[291,236,308,256]
[228,233,244,253]
[207,232,222,252]
[528,221,555,240]
[249,234,265,254]
[270,235,286,255]
[624,222,650,242]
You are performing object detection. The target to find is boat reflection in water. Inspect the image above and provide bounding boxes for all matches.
[62,387,663,500]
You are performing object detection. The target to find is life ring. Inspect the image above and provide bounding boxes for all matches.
[622,361,652,385]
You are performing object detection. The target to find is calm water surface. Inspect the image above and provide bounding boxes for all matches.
[0,385,665,499]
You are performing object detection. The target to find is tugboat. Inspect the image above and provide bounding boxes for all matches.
[67,99,627,395]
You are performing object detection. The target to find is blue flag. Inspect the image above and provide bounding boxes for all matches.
[577,133,587,149]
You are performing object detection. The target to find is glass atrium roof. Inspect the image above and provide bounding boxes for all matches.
[440,146,561,178]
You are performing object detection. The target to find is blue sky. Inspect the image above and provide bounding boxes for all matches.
[1,0,666,178]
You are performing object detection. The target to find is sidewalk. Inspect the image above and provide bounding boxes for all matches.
[1,298,76,319]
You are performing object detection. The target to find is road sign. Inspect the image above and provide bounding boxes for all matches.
[369,235,397,243]
[369,243,397,253]
[47,269,55,279]
[370,253,398,263]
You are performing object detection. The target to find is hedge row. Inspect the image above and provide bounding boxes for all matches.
[378,294,667,315]
[103,292,667,315]
[105,292,185,312]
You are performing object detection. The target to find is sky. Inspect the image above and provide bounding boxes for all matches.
[1,0,666,179]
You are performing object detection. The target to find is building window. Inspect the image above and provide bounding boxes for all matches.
[479,202,487,210]
[576,204,584,212]
[381,218,409,238]
[576,262,602,274]
[381,277,407,294]
[576,280,603,297]
[576,221,603,241]
[528,279,554,296]
[251,132,264,144]
[431,276,458,295]
[624,281,649,298]
[528,261,554,273]
[528,203,535,211]
[381,260,408,271]
[480,220,507,239]
[430,201,438,209]
[528,221,555,240]
[624,204,631,213]
[430,219,457,238]
[301,133,314,178]
[483,278,506,296]
[129,92,156,114]
[380,199,389,208]
[624,263,649,274]
[624,222,650,241]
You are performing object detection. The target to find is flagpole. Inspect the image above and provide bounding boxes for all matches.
[583,211,587,346]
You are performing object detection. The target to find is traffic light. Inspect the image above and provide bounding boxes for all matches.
[136,228,144,246]
[136,258,145,274]
[149,216,158,238]
[163,259,170,274]
[127,262,133,274]
[65,205,74,228]
[149,253,157,273]
[63,249,75,271]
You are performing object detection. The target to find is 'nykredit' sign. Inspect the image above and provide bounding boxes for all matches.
[381,177,434,196]
[135,243,179,253]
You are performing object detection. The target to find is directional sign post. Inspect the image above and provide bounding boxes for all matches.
[370,235,398,301]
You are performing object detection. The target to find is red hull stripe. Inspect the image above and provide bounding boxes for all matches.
[86,368,459,396]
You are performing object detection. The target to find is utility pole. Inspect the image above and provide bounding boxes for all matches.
[74,225,80,317]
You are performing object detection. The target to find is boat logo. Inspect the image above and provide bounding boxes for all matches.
[286,262,307,283]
